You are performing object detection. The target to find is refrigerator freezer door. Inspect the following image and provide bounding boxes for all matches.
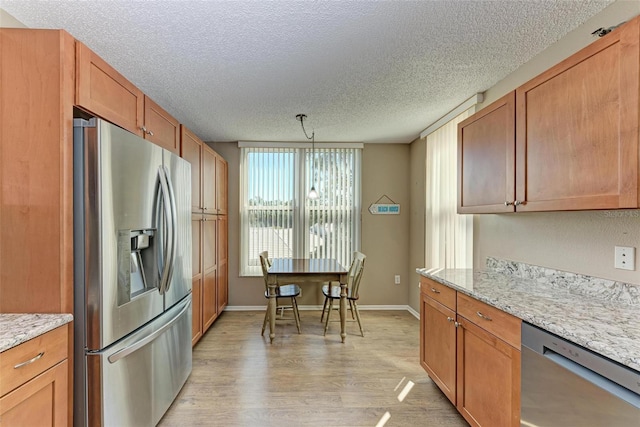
[163,150,193,309]
[86,295,192,427]
[81,119,165,350]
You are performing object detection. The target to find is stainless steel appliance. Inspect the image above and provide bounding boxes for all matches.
[521,322,640,427]
[73,118,192,426]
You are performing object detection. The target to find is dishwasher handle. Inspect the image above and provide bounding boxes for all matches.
[544,348,640,409]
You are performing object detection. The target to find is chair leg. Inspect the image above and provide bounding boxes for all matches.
[348,300,356,320]
[292,297,301,334]
[323,298,333,336]
[320,296,329,322]
[261,307,269,336]
[353,301,364,337]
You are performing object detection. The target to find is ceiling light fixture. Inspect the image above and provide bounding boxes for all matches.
[296,113,318,200]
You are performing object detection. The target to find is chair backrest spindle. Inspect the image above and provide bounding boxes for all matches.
[348,251,366,299]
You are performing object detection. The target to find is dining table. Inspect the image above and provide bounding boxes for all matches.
[266,258,349,343]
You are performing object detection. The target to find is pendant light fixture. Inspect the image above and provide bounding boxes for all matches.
[296,114,318,199]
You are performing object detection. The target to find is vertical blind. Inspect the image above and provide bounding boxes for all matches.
[240,146,361,276]
[425,109,473,269]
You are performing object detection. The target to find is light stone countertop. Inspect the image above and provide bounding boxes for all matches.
[416,258,640,372]
[0,313,73,353]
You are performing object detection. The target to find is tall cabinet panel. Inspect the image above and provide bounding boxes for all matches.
[1,29,76,315]
[180,127,228,346]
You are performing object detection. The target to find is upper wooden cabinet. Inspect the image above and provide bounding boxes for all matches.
[77,42,180,153]
[76,41,144,136]
[458,92,515,214]
[458,16,640,213]
[143,96,180,154]
[515,16,639,211]
[202,145,217,213]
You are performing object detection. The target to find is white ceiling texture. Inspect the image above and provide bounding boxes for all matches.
[2,0,614,144]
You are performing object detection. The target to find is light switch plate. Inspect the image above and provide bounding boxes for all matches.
[614,246,635,271]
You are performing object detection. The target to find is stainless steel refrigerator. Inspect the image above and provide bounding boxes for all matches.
[73,118,192,426]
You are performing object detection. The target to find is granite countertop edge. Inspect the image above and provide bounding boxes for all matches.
[416,267,640,372]
[0,313,73,353]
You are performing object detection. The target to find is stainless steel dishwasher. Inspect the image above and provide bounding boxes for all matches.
[521,322,640,427]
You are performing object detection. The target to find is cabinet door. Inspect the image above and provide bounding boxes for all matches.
[76,41,144,136]
[515,18,640,211]
[143,96,180,154]
[181,126,203,212]
[191,214,203,345]
[202,215,218,332]
[456,316,520,427]
[0,360,68,427]
[458,92,515,214]
[216,216,228,314]
[202,147,217,213]
[420,293,457,404]
[216,156,228,215]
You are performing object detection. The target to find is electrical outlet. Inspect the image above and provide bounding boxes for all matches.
[614,246,635,271]
[394,275,401,285]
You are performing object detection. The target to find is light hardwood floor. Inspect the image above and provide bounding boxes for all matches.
[159,310,467,427]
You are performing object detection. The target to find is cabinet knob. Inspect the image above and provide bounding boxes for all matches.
[146,129,154,136]
[454,321,461,328]
[430,287,440,294]
[446,316,454,323]
[504,201,514,206]
[514,200,525,206]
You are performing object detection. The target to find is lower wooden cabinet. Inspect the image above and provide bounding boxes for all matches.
[456,316,521,427]
[420,292,456,404]
[0,325,69,427]
[420,277,521,427]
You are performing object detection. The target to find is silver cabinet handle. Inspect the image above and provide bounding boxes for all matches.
[514,200,525,206]
[454,321,461,328]
[14,351,44,369]
[430,288,440,294]
[476,311,493,321]
[504,201,514,206]
[446,317,454,322]
[139,126,153,136]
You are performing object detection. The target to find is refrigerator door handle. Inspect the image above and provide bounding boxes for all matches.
[107,298,191,364]
[157,166,174,295]
[163,165,178,292]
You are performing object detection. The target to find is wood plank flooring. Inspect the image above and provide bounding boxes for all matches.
[159,310,467,427]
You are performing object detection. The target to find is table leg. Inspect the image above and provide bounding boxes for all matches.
[340,281,347,343]
[267,280,277,343]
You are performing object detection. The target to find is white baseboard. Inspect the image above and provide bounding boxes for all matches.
[225,304,419,317]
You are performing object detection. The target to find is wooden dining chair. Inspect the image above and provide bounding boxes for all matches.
[320,251,366,336]
[259,251,302,335]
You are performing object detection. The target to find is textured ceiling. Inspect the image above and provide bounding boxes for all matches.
[2,1,615,144]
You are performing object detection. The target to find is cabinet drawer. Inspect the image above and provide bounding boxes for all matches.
[420,277,456,310]
[0,325,68,397]
[457,293,520,348]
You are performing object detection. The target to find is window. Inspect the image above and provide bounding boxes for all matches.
[425,110,473,269]
[240,143,362,276]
